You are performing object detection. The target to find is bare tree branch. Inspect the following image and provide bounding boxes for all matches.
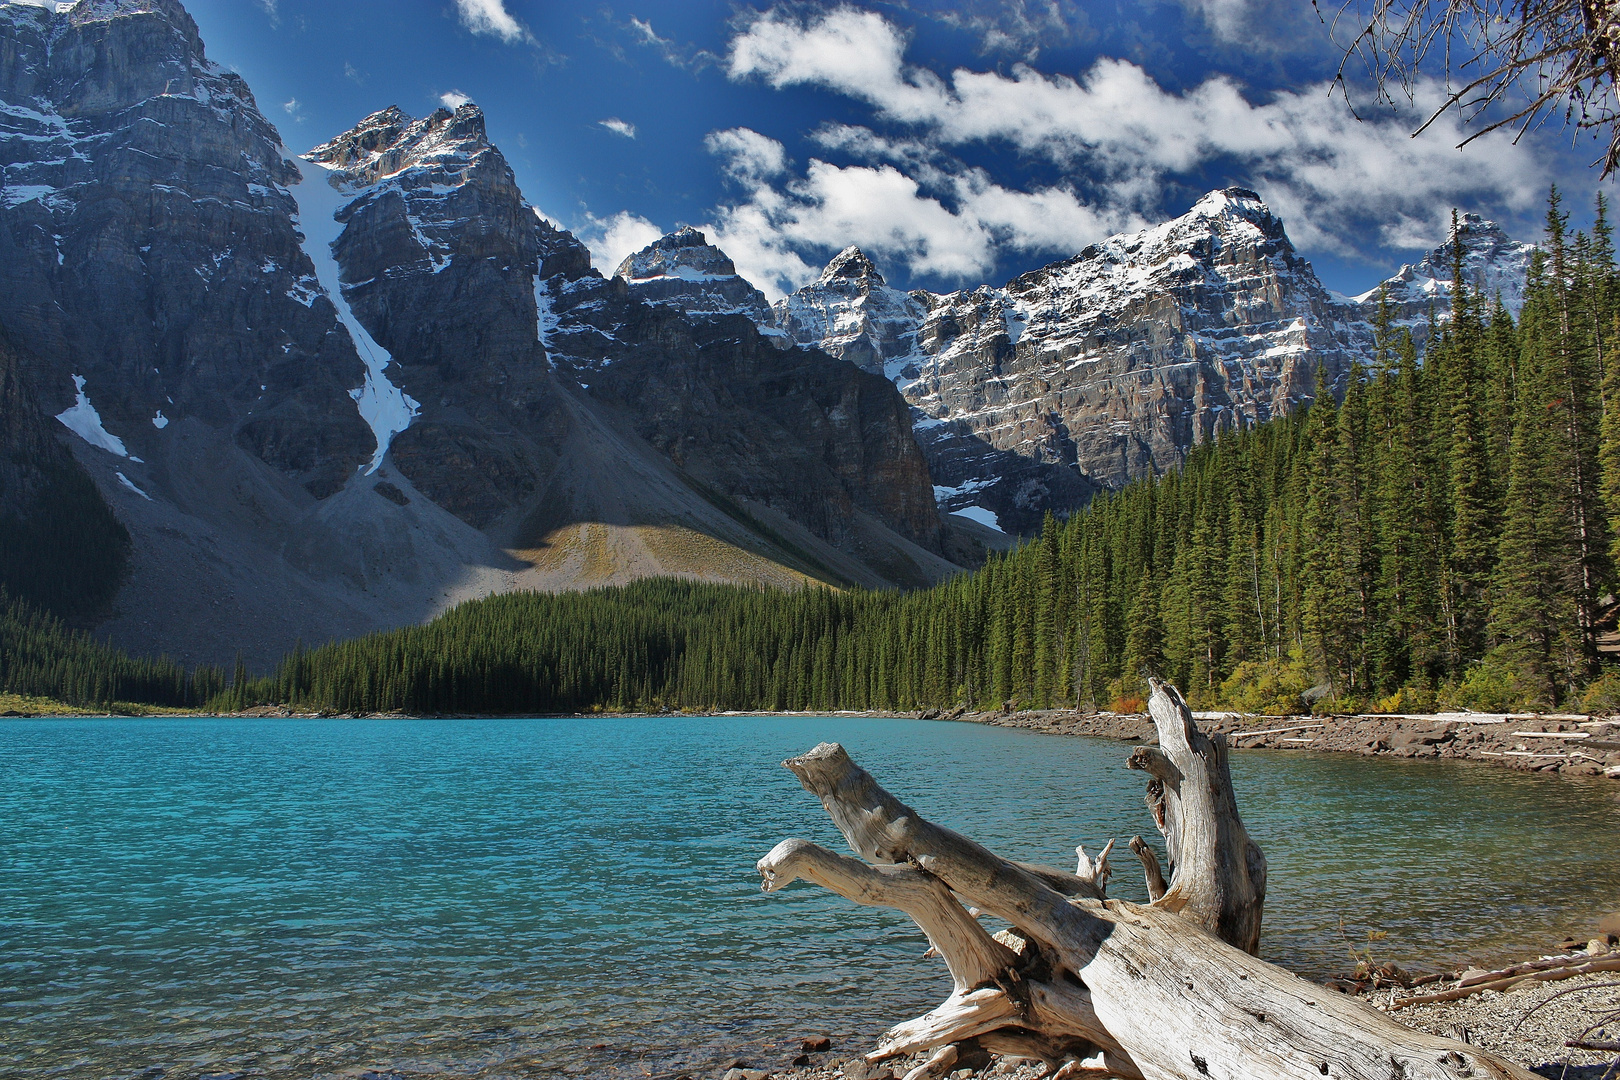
[1315,0,1620,173]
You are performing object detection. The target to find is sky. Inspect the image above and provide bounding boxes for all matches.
[165,0,1616,299]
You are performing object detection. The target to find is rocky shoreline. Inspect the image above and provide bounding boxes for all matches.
[929,706,1620,780]
[703,942,1620,1080]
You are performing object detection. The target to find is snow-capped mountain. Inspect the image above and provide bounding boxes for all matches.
[774,189,1538,534]
[1351,213,1537,343]
[772,246,927,378]
[615,225,776,326]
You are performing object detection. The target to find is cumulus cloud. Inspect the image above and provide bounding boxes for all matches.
[599,117,636,139]
[440,90,472,109]
[726,5,1565,258]
[700,127,1141,299]
[706,127,788,182]
[576,210,665,276]
[454,0,529,44]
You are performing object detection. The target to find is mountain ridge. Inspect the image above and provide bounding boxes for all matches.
[766,188,1536,533]
[0,0,963,668]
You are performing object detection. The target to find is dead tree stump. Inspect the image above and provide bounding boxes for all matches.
[756,681,1539,1080]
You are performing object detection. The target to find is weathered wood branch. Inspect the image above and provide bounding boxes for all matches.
[1128,835,1168,902]
[758,837,1017,993]
[1128,678,1266,954]
[759,681,1542,1080]
[1392,955,1620,1009]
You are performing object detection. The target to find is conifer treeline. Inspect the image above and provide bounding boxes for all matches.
[0,591,225,709]
[230,191,1618,716]
[9,190,1620,716]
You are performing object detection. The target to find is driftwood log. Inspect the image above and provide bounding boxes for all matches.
[757,679,1539,1080]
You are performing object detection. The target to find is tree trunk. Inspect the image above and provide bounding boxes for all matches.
[756,681,1540,1080]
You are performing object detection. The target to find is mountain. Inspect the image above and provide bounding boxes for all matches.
[775,190,1537,534]
[0,0,959,667]
[614,224,778,328]
[306,106,954,584]
[772,246,927,377]
[1349,212,1538,343]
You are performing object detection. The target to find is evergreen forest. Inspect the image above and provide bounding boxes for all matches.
[8,191,1620,717]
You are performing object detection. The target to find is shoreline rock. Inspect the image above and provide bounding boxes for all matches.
[941,707,1620,780]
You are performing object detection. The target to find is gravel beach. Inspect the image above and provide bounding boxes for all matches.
[706,954,1620,1080]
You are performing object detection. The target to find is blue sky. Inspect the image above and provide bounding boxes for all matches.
[179,0,1613,298]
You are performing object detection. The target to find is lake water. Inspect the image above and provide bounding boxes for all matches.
[3,715,1617,1079]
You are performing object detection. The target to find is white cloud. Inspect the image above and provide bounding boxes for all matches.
[454,0,529,44]
[599,118,636,139]
[257,0,279,26]
[700,127,1141,300]
[727,6,1569,258]
[626,14,720,72]
[629,17,667,47]
[1176,0,1326,52]
[282,97,303,123]
[706,127,788,182]
[576,210,665,276]
[440,90,472,109]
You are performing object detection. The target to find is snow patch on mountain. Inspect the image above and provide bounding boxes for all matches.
[55,374,129,456]
[535,276,558,348]
[284,150,420,475]
[115,471,151,499]
[951,506,1003,532]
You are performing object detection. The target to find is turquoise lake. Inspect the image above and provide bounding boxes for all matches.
[3,715,1618,1079]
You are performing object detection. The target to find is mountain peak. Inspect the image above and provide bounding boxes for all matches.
[614,228,773,323]
[616,227,739,282]
[60,0,202,45]
[1180,187,1277,231]
[1355,212,1537,323]
[818,245,884,286]
[306,103,491,183]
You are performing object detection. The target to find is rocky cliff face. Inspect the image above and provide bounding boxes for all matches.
[545,232,947,575]
[302,103,553,529]
[911,189,1373,493]
[0,0,960,669]
[0,0,373,498]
